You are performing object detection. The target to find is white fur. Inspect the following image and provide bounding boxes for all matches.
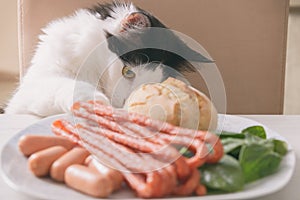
[6,4,166,117]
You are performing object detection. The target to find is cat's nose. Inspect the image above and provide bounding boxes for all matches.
[121,12,150,32]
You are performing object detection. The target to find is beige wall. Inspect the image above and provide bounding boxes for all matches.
[0,0,19,108]
[0,0,19,75]
[291,0,300,7]
[0,0,299,113]
[284,7,300,114]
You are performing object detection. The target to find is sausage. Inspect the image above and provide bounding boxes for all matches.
[50,147,90,182]
[87,158,124,191]
[65,164,113,198]
[19,135,75,156]
[84,155,93,166]
[195,184,207,196]
[28,146,68,177]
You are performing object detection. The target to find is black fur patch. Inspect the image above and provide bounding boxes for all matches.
[89,3,115,20]
[91,3,212,73]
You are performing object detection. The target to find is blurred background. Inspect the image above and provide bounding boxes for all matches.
[0,0,19,111]
[0,0,299,114]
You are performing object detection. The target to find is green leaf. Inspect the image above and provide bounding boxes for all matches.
[218,131,245,139]
[200,155,244,192]
[242,126,266,139]
[209,125,288,193]
[272,139,288,156]
[239,142,282,183]
[221,138,244,154]
[179,147,194,158]
[228,147,242,160]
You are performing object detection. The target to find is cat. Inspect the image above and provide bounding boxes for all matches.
[5,2,212,117]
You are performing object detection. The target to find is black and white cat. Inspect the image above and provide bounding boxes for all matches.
[6,2,211,117]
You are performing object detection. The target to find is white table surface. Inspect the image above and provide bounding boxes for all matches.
[0,114,299,200]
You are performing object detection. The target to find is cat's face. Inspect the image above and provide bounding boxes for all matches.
[89,2,212,107]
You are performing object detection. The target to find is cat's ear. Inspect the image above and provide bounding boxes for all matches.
[121,12,151,31]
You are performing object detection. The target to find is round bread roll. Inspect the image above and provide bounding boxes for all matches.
[124,77,218,130]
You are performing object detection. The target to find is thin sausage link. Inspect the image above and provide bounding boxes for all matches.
[54,120,178,197]
[74,101,223,164]
[53,101,224,197]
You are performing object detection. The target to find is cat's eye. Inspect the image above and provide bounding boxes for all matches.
[122,66,136,79]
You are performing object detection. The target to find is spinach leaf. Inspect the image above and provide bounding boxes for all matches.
[204,125,287,192]
[200,155,244,192]
[221,138,244,154]
[242,126,266,139]
[218,131,245,139]
[239,140,282,183]
[228,147,242,160]
[272,139,288,156]
[179,147,193,158]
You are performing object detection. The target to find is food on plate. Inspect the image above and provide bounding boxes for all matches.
[86,157,124,191]
[199,125,289,193]
[51,100,224,198]
[65,164,114,198]
[18,135,75,156]
[124,77,218,130]
[50,147,90,182]
[19,135,124,197]
[28,146,68,177]
[18,98,289,198]
[200,155,244,192]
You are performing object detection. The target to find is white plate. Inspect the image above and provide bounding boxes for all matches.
[0,114,296,200]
